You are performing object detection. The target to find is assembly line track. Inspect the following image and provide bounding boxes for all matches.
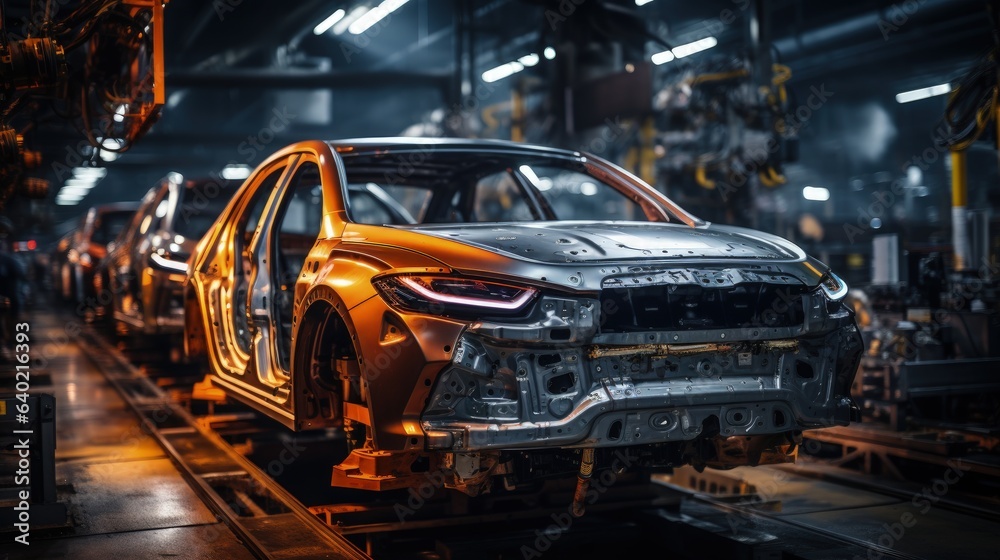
[72,318,987,560]
[75,324,370,560]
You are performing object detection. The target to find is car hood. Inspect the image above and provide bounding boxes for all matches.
[346,221,828,291]
[395,222,804,263]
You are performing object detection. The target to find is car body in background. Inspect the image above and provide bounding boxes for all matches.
[184,138,863,498]
[51,202,140,312]
[96,174,240,340]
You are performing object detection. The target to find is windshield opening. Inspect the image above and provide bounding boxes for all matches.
[339,151,685,226]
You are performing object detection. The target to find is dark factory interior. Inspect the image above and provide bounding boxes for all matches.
[0,1,998,559]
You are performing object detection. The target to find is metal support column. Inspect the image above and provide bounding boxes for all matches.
[951,149,969,271]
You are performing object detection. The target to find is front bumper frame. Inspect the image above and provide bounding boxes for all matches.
[421,293,863,452]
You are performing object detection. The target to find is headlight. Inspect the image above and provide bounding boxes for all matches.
[373,275,537,315]
[820,272,848,301]
[150,252,189,273]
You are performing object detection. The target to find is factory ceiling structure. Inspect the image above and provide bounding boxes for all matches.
[1,0,992,230]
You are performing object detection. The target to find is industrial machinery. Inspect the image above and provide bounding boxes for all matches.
[0,0,167,209]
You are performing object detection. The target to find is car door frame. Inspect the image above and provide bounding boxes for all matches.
[211,156,294,379]
[198,141,348,429]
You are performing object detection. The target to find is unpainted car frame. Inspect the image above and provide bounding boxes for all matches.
[97,174,239,344]
[184,138,862,500]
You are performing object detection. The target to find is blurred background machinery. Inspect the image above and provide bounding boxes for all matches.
[0,0,166,211]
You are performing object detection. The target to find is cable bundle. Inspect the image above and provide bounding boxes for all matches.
[942,48,999,151]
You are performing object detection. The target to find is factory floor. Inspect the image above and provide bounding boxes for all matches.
[4,301,999,560]
[0,304,254,560]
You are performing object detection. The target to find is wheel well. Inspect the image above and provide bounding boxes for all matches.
[295,301,356,390]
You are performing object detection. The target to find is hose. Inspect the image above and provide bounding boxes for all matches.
[570,448,595,517]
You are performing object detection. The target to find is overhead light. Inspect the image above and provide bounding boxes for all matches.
[895,83,951,104]
[113,104,127,123]
[802,186,831,201]
[635,0,655,5]
[334,6,369,35]
[98,138,123,162]
[543,47,556,60]
[483,61,524,83]
[221,164,252,180]
[482,53,540,83]
[64,179,97,188]
[349,0,409,35]
[72,167,107,179]
[651,49,675,65]
[55,198,83,206]
[59,186,90,197]
[672,36,717,58]
[56,191,86,200]
[518,53,539,67]
[313,8,346,35]
[653,36,717,64]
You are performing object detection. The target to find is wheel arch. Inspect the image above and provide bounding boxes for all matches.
[290,284,363,431]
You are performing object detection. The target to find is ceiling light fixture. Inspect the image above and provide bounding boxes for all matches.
[482,53,541,83]
[334,6,369,35]
[72,167,107,179]
[802,186,831,201]
[349,0,409,35]
[58,186,90,197]
[671,36,717,58]
[220,164,252,181]
[313,8,346,35]
[652,36,717,65]
[895,83,951,104]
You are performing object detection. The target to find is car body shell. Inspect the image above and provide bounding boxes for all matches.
[52,202,140,309]
[98,176,239,335]
[185,138,862,494]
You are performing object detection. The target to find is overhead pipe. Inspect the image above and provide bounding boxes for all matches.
[166,69,452,93]
[771,0,977,59]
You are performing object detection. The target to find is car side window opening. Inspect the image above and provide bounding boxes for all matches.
[347,188,394,225]
[233,166,283,354]
[273,161,324,371]
[173,184,238,239]
[90,211,131,246]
